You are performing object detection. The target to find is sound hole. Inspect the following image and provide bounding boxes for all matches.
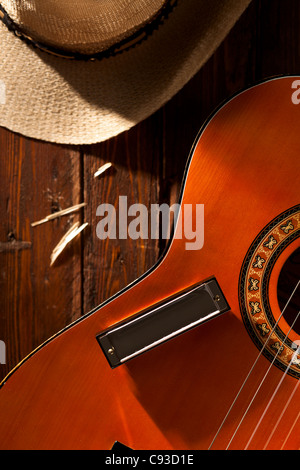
[277,247,300,335]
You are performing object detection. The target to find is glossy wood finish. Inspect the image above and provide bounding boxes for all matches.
[0,76,299,450]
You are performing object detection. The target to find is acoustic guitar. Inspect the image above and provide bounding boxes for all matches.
[0,76,299,450]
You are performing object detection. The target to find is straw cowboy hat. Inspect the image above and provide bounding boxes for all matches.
[0,0,251,145]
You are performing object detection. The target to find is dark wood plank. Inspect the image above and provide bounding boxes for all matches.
[0,130,82,379]
[81,116,164,311]
[256,0,300,77]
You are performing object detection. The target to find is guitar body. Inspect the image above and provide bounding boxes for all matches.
[0,76,299,450]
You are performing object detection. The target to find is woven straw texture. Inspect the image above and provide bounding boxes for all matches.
[0,0,251,144]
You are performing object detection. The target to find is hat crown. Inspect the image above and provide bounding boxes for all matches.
[1,0,167,54]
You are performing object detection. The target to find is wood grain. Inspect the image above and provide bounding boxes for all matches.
[80,119,163,311]
[0,133,82,378]
[1,0,300,382]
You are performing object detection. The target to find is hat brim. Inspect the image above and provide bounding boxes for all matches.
[0,0,251,145]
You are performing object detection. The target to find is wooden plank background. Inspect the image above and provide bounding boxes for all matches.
[1,0,300,381]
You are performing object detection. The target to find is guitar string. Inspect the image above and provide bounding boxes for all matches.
[280,410,300,450]
[262,375,300,449]
[243,316,300,449]
[208,281,299,449]
[225,309,300,450]
[208,280,300,450]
